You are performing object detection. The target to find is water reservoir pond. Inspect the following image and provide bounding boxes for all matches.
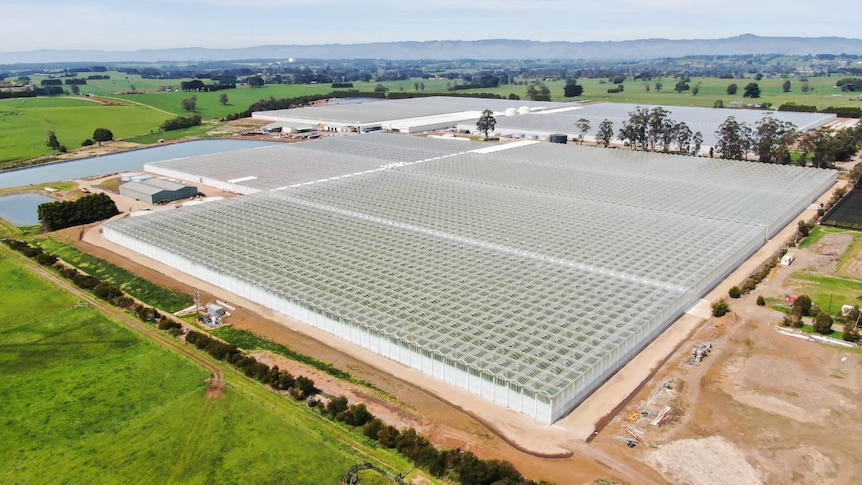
[0,193,54,226]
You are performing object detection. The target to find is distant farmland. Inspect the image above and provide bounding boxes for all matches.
[2,71,859,165]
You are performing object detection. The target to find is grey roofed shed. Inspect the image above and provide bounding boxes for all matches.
[119,178,198,204]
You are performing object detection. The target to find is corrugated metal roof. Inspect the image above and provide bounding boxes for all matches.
[140,178,189,191]
[120,181,163,195]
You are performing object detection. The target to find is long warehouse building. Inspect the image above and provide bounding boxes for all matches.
[104,135,836,423]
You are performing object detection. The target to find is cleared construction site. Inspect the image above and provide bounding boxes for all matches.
[104,133,836,423]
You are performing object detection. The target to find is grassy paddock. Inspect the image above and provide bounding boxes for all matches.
[788,272,862,315]
[798,225,845,249]
[0,97,169,165]
[837,232,862,278]
[0,254,395,484]
[35,238,193,313]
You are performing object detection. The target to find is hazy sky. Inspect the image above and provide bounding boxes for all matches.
[1,0,856,52]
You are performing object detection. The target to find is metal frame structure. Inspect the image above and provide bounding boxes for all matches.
[106,136,836,423]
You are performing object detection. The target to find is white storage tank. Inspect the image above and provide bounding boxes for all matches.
[131,174,153,183]
[518,106,530,115]
[505,108,517,117]
[121,172,142,182]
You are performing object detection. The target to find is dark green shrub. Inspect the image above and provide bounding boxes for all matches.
[712,299,730,317]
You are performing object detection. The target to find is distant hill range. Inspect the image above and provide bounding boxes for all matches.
[3,35,862,64]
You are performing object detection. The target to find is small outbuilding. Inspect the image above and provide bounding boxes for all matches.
[119,178,197,204]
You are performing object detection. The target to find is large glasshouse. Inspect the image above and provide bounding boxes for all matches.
[105,134,836,423]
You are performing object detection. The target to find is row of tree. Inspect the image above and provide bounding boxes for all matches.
[161,114,202,131]
[714,116,797,163]
[614,107,704,155]
[714,116,862,166]
[179,79,235,92]
[182,324,541,483]
[37,192,119,231]
[176,319,541,483]
[779,294,860,341]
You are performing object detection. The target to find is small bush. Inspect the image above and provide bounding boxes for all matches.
[814,312,834,335]
[81,139,94,147]
[792,294,813,317]
[115,296,135,308]
[35,253,58,266]
[728,286,741,299]
[756,295,766,306]
[712,299,731,317]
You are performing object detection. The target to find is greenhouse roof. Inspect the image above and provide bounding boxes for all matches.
[485,103,836,145]
[112,136,836,399]
[147,133,474,192]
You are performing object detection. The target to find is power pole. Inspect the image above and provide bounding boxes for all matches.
[193,289,201,321]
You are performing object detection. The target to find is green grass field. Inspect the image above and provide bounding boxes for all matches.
[36,238,193,313]
[456,75,862,108]
[0,255,361,484]
[0,97,169,165]
[799,225,840,249]
[34,70,859,109]
[0,252,426,484]
[787,272,862,315]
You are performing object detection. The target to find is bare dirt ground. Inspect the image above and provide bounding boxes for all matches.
[57,141,145,161]
[602,235,862,485]
[205,381,226,400]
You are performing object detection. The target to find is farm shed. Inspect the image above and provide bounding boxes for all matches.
[119,178,198,204]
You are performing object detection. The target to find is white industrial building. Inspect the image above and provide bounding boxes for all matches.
[105,134,836,423]
[252,96,571,134]
[250,96,835,149]
[458,102,837,149]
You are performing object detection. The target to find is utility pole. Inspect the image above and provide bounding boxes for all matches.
[193,289,201,321]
